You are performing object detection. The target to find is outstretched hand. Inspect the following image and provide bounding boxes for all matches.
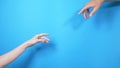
[26,33,50,47]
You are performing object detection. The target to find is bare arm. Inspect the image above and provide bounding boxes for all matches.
[0,33,50,68]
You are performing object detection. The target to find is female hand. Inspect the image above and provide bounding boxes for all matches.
[25,33,50,47]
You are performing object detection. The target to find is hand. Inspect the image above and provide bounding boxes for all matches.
[25,33,50,47]
[78,0,104,19]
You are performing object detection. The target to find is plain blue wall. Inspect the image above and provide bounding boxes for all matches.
[0,0,120,68]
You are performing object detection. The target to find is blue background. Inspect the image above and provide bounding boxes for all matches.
[0,0,120,68]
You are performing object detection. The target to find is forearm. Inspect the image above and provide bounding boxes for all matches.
[0,42,30,68]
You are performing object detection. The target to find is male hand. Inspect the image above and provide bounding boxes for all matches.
[78,0,104,19]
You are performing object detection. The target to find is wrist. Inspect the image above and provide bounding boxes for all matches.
[21,41,31,49]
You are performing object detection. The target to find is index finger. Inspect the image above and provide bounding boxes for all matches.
[78,5,91,15]
[36,33,49,38]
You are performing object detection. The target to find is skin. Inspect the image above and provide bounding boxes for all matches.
[78,0,120,19]
[0,33,50,68]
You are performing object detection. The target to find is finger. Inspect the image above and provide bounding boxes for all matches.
[41,39,49,43]
[37,37,49,41]
[41,40,46,43]
[37,33,49,38]
[37,39,42,42]
[41,37,50,42]
[78,5,91,15]
[44,40,49,43]
[44,38,50,43]
[38,39,46,43]
[41,37,50,40]
[39,33,49,36]
[84,10,90,19]
[84,12,87,19]
[90,7,98,17]
[84,11,88,19]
